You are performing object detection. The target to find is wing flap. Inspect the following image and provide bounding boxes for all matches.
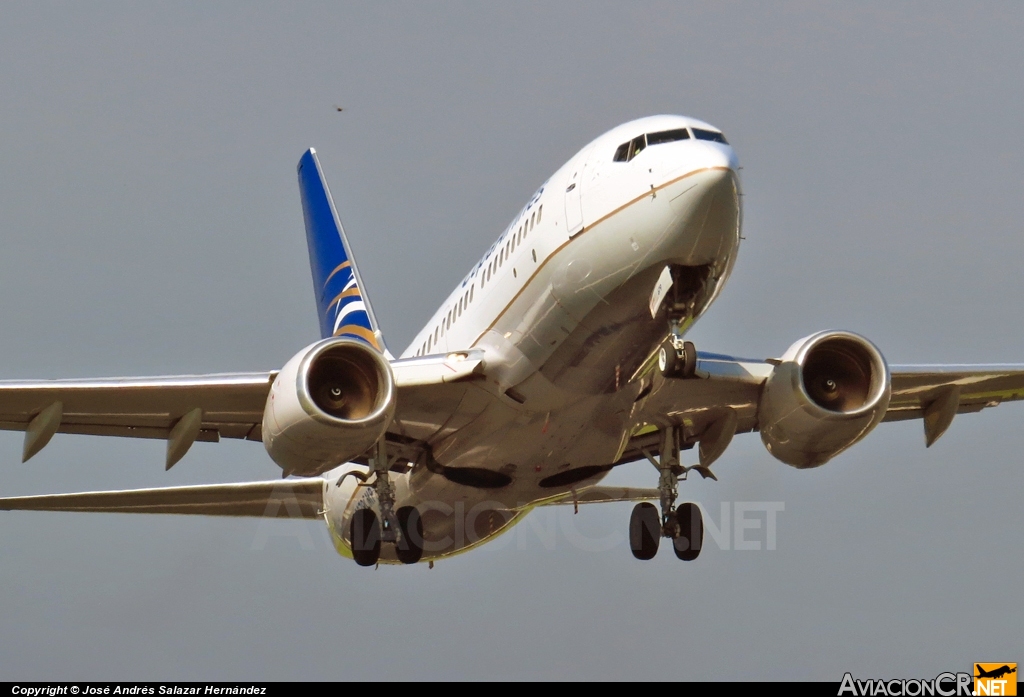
[0,479,325,518]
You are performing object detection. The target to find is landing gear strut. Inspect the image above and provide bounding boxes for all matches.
[629,425,705,562]
[348,439,423,566]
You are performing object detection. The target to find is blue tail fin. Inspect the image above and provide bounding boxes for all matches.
[297,148,386,352]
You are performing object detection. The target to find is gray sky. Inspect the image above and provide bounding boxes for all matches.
[1,1,1022,680]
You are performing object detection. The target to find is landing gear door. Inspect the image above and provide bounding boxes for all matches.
[564,146,594,237]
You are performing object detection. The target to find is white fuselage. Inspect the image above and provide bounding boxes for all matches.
[327,115,742,562]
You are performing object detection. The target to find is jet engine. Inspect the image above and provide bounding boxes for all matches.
[263,338,396,477]
[759,331,890,468]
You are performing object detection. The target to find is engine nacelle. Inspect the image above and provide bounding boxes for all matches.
[263,338,396,477]
[759,331,891,468]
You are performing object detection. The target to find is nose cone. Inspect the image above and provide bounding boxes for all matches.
[686,140,739,175]
[655,138,739,188]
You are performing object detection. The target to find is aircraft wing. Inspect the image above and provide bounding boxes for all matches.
[624,354,1024,464]
[0,352,485,468]
[0,373,276,466]
[537,486,660,506]
[883,364,1024,418]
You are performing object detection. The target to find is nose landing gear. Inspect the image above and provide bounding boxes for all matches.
[628,425,706,562]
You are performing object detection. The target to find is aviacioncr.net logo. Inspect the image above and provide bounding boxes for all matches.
[974,664,1017,696]
[838,672,973,696]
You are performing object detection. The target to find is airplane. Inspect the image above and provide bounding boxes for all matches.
[3,114,1024,567]
[975,665,1016,680]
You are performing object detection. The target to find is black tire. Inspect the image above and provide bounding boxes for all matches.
[350,508,381,567]
[681,340,697,378]
[658,340,681,378]
[673,502,703,561]
[395,506,424,565]
[629,502,661,560]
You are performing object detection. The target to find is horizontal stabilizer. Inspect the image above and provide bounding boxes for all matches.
[0,479,325,518]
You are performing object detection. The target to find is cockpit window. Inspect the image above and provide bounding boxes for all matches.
[646,128,690,146]
[613,127,697,162]
[692,128,728,144]
[628,135,646,160]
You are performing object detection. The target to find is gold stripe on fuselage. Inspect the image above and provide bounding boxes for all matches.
[466,166,732,348]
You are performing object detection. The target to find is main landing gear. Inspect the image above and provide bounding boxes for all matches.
[346,439,424,567]
[629,425,706,562]
[658,319,696,379]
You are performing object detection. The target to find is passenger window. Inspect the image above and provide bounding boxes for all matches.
[537,204,542,223]
[646,128,690,145]
[532,249,537,262]
[692,128,728,144]
[470,285,474,302]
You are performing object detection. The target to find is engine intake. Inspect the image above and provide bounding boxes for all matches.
[263,338,396,477]
[759,331,890,468]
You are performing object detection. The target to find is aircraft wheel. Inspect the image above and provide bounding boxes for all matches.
[659,340,696,378]
[629,502,661,560]
[658,340,680,377]
[680,341,697,378]
[350,508,381,567]
[395,506,424,565]
[673,502,703,561]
